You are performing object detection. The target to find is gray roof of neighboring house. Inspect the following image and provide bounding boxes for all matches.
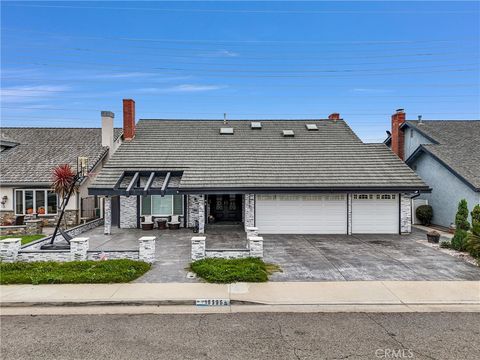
[0,128,122,185]
[404,120,480,191]
[91,119,428,192]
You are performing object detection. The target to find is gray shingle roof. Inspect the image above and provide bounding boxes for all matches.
[92,119,427,192]
[405,120,480,190]
[0,128,122,185]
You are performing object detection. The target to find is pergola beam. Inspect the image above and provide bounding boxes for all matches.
[160,172,171,196]
[144,172,155,193]
[126,172,140,195]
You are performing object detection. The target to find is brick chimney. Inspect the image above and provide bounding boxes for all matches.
[123,99,136,141]
[328,113,340,121]
[391,109,406,160]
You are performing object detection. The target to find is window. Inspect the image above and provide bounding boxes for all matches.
[15,189,58,215]
[141,195,184,216]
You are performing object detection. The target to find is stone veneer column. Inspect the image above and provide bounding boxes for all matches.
[248,236,263,258]
[198,195,205,234]
[0,238,21,262]
[139,236,156,263]
[191,236,206,260]
[70,237,89,261]
[246,226,258,237]
[104,196,111,235]
[187,195,200,227]
[347,194,353,235]
[26,219,43,235]
[120,196,137,229]
[400,194,412,234]
[244,194,255,230]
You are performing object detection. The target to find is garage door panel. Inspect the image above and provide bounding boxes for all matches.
[352,194,399,234]
[256,195,347,234]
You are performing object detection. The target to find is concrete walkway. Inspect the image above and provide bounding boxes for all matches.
[1,281,479,308]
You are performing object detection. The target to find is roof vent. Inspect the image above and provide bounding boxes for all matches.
[220,127,234,135]
[305,124,318,131]
[282,130,295,137]
[251,121,262,129]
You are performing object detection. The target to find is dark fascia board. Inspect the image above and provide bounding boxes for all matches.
[406,145,479,192]
[383,135,391,146]
[401,122,439,145]
[175,186,431,194]
[89,185,431,196]
[89,187,181,196]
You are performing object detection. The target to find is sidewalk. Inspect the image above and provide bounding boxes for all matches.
[1,281,479,308]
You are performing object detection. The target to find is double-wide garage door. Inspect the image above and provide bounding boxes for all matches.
[256,193,400,234]
[256,194,347,234]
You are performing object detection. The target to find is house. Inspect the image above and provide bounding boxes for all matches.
[385,109,480,227]
[0,112,123,227]
[89,99,428,235]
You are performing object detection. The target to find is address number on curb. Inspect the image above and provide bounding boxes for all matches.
[196,299,230,306]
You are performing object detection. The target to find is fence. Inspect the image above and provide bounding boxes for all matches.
[81,196,99,221]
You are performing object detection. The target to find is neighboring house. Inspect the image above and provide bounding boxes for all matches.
[0,113,123,227]
[385,109,480,227]
[89,99,428,235]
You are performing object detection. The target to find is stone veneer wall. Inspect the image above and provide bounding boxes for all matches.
[1,236,156,263]
[187,194,205,233]
[244,194,255,230]
[191,234,264,260]
[400,194,412,234]
[0,211,14,225]
[0,210,78,227]
[22,218,104,250]
[120,196,137,229]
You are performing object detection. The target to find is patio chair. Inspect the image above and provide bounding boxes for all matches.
[167,215,181,230]
[141,215,154,230]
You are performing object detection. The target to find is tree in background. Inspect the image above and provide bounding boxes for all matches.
[451,199,470,251]
[466,205,480,259]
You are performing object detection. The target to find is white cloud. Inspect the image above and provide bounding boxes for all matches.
[351,88,393,94]
[133,84,227,93]
[197,50,239,58]
[165,84,226,92]
[0,85,70,102]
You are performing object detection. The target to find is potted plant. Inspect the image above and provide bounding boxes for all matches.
[427,230,441,243]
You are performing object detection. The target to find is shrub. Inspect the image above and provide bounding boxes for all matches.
[440,241,451,249]
[416,205,433,225]
[466,205,480,259]
[451,199,470,251]
[190,257,280,283]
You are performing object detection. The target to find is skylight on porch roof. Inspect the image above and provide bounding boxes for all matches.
[251,122,262,129]
[306,124,318,131]
[220,127,234,135]
[282,130,295,137]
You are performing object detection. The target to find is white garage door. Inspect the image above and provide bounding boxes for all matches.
[352,194,399,234]
[256,194,347,234]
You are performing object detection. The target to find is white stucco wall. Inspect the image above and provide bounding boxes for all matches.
[413,152,480,227]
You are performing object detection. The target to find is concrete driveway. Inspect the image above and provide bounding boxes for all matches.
[263,230,480,281]
[83,226,480,282]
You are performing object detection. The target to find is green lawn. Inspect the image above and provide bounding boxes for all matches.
[0,234,45,245]
[190,257,281,284]
[0,260,151,285]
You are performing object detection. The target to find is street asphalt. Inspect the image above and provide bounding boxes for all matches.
[1,312,479,359]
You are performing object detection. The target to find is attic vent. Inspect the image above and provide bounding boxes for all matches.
[305,124,318,131]
[220,127,234,135]
[251,122,262,129]
[282,130,295,137]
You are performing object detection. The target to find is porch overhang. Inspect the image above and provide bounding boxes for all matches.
[88,170,183,196]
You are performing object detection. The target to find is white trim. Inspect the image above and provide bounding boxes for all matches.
[140,195,184,217]
[14,189,58,216]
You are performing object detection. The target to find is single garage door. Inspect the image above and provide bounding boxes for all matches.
[352,194,399,234]
[256,194,347,234]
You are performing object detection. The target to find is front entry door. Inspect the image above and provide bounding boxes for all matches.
[211,195,242,222]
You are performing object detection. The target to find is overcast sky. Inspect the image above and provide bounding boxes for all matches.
[1,1,479,142]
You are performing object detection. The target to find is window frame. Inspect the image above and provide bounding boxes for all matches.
[14,189,58,215]
[140,195,184,217]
